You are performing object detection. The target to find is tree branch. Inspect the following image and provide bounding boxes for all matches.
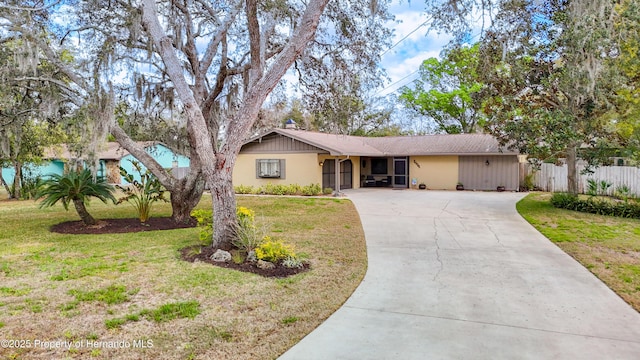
[226,0,330,145]
[246,0,262,87]
[199,2,241,79]
[110,122,175,188]
[141,0,218,177]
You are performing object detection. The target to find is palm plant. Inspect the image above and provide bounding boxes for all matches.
[116,160,167,223]
[36,169,116,225]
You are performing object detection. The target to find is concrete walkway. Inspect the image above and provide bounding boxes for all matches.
[280,189,640,359]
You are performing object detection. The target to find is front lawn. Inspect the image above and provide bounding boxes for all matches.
[517,193,640,312]
[0,195,367,359]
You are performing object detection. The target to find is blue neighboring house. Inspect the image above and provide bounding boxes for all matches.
[1,159,66,189]
[110,142,190,184]
[1,142,190,186]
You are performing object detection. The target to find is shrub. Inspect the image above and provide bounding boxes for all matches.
[234,185,254,194]
[233,207,264,252]
[191,209,213,246]
[285,184,303,195]
[255,237,296,264]
[323,187,334,195]
[116,160,167,222]
[551,192,640,219]
[586,178,613,197]
[523,173,535,191]
[301,183,322,196]
[599,180,612,195]
[19,173,43,200]
[282,255,304,269]
[550,193,579,209]
[615,185,633,202]
[192,207,264,249]
[231,250,246,264]
[586,179,598,196]
[262,183,287,195]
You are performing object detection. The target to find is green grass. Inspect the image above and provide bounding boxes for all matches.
[281,316,298,324]
[0,194,367,359]
[68,285,137,305]
[0,286,31,296]
[105,301,201,329]
[518,193,640,311]
[142,300,201,322]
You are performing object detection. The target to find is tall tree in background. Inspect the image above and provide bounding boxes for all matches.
[297,0,393,135]
[425,0,630,194]
[611,0,640,160]
[0,33,70,198]
[4,0,391,248]
[399,43,485,134]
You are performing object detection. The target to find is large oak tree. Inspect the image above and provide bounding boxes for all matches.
[3,0,390,248]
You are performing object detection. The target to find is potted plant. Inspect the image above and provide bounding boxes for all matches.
[497,185,506,192]
[418,182,427,190]
[456,182,464,191]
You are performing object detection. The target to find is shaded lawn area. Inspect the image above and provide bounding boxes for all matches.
[0,195,367,359]
[517,193,640,312]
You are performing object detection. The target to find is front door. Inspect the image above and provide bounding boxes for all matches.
[393,157,408,188]
[322,159,353,190]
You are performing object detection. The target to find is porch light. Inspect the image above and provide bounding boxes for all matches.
[319,161,324,166]
[485,160,490,166]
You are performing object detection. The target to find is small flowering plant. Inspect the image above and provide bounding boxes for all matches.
[255,236,296,264]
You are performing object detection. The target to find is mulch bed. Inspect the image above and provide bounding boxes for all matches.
[50,217,197,234]
[180,245,310,278]
[49,217,308,278]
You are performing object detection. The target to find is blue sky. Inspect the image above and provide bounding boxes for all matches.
[49,1,452,102]
[377,2,454,96]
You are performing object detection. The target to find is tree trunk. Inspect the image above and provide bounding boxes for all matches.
[111,122,204,224]
[73,198,97,225]
[0,173,11,198]
[12,161,21,199]
[209,153,236,250]
[140,0,330,250]
[566,145,579,195]
[170,175,205,224]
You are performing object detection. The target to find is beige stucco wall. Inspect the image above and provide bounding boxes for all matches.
[409,156,459,190]
[234,153,322,187]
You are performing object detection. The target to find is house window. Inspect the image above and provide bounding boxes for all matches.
[256,159,285,178]
[371,158,388,175]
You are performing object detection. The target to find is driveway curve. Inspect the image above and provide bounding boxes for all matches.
[280,189,640,359]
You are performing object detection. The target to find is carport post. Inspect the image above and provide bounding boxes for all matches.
[335,156,350,196]
[334,157,340,196]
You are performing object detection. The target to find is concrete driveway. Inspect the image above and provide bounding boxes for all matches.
[280,189,640,359]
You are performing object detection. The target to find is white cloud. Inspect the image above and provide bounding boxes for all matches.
[376,3,454,96]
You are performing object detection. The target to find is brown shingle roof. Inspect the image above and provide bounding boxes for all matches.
[271,129,516,156]
[273,129,384,156]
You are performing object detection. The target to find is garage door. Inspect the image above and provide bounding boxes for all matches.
[458,155,519,191]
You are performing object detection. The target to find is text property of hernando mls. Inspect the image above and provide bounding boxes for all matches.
[1,339,153,350]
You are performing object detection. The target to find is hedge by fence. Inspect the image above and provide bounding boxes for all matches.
[550,193,640,219]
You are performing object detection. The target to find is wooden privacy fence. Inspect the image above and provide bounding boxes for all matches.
[532,163,640,196]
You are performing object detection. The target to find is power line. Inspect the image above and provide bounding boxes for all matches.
[373,14,434,97]
[374,68,421,96]
[381,15,433,57]
[375,28,484,97]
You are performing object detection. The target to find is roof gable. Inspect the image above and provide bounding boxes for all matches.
[241,132,330,153]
